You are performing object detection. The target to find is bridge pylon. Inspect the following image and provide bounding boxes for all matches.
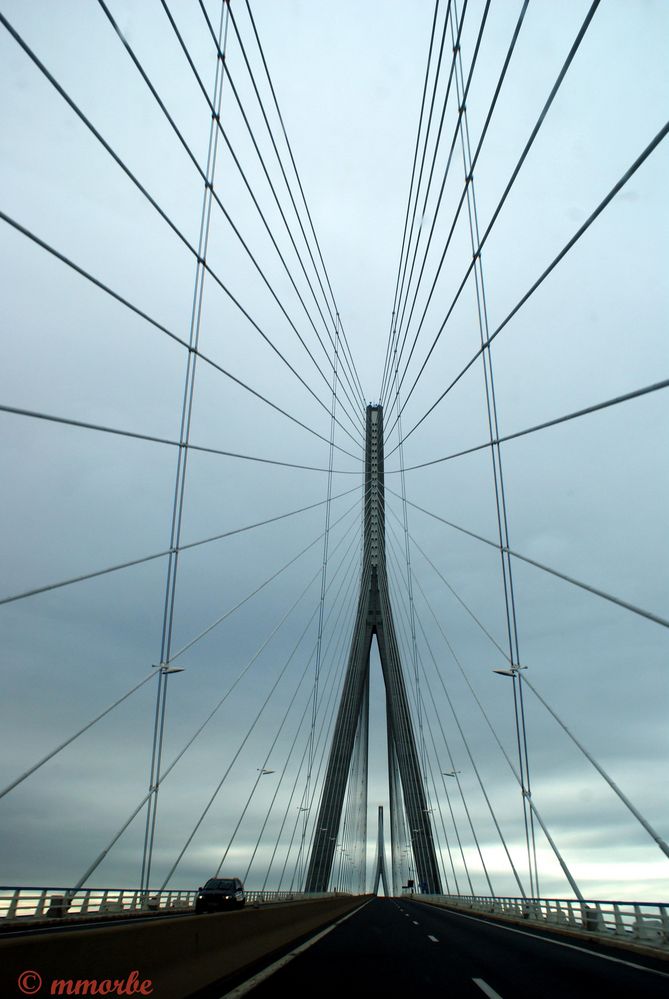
[372,805,389,896]
[305,405,441,895]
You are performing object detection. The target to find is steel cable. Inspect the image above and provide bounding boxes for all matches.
[238,0,367,411]
[385,1,602,443]
[0,484,362,607]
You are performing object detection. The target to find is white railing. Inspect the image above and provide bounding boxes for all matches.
[0,887,340,923]
[416,893,669,951]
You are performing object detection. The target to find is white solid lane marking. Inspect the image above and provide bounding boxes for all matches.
[218,899,373,998]
[414,904,669,980]
[473,978,504,999]
[428,934,439,943]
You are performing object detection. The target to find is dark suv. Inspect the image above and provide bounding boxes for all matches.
[195,877,246,913]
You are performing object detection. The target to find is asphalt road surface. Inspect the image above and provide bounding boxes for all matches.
[220,897,669,998]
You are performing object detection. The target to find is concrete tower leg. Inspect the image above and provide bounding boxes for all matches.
[304,406,441,894]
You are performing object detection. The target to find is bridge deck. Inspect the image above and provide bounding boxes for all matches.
[209,897,669,999]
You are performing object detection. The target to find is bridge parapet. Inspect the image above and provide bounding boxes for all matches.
[0,893,369,999]
[0,886,338,926]
[416,893,669,955]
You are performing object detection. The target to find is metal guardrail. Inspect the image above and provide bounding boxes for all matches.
[416,893,669,951]
[0,887,340,923]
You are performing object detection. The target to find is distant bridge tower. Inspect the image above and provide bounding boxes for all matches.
[372,805,389,896]
[305,405,441,894]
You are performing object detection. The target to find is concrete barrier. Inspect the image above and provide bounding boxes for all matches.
[1,894,371,998]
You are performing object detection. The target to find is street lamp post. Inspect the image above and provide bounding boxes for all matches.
[492,664,537,897]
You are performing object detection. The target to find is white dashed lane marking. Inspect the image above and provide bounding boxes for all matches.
[427,935,439,943]
[412,920,419,925]
[473,978,503,999]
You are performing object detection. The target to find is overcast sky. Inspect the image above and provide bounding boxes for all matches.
[1,0,667,902]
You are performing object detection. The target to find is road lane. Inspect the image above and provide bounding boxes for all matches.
[404,898,669,996]
[218,897,669,998]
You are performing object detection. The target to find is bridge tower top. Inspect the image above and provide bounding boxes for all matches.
[365,404,384,570]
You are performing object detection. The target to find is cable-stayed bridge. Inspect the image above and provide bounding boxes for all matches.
[1,1,667,995]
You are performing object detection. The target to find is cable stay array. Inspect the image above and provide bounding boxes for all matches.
[386,486,669,630]
[387,118,669,452]
[0,8,364,452]
[384,499,668,900]
[384,0,578,427]
[0,208,362,463]
[392,483,669,874]
[382,378,669,474]
[0,0,666,905]
[380,0,531,413]
[162,0,365,437]
[240,537,364,888]
[0,495,361,800]
[374,0,667,905]
[0,0,371,894]
[231,0,366,410]
[77,497,363,894]
[0,484,362,608]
